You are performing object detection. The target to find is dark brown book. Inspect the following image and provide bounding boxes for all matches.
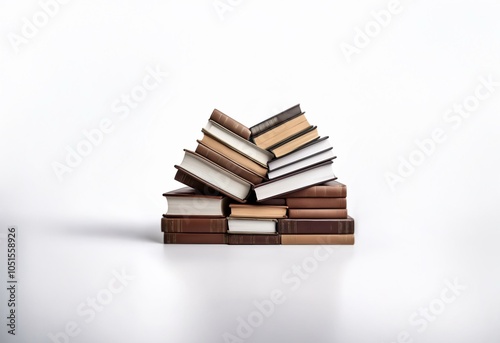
[281,234,354,245]
[286,197,346,209]
[288,209,348,219]
[285,180,347,198]
[163,233,227,244]
[227,234,281,245]
[256,198,287,206]
[210,109,251,140]
[195,141,265,185]
[162,186,230,217]
[174,169,220,198]
[278,217,354,234]
[250,104,302,137]
[161,216,227,233]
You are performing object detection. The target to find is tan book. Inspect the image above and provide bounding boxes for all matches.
[253,114,310,149]
[270,127,319,158]
[281,234,354,245]
[229,204,288,218]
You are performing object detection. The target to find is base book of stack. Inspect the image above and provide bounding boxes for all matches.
[161,106,355,245]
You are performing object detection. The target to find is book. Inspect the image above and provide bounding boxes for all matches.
[162,187,230,217]
[203,120,273,167]
[198,135,267,177]
[268,149,336,179]
[254,161,337,201]
[268,137,332,171]
[278,217,354,234]
[253,114,311,149]
[174,150,252,202]
[288,208,348,219]
[161,216,227,233]
[269,126,319,158]
[281,234,354,245]
[285,180,347,198]
[195,141,265,185]
[227,218,277,234]
[286,197,346,209]
[257,198,287,206]
[210,109,251,140]
[250,104,302,137]
[228,234,281,245]
[229,204,288,218]
[164,233,227,244]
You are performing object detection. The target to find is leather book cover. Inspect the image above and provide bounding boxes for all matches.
[174,169,221,198]
[161,216,227,233]
[227,234,281,245]
[278,217,354,234]
[162,186,225,199]
[286,197,347,209]
[163,233,228,244]
[210,109,251,140]
[288,208,348,219]
[195,141,265,185]
[250,104,302,137]
[285,180,347,198]
[281,234,354,245]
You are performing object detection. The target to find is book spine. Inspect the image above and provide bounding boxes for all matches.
[210,109,251,140]
[174,169,221,197]
[286,197,347,209]
[227,234,281,245]
[281,234,354,245]
[164,233,228,244]
[161,217,227,233]
[288,209,348,219]
[195,143,263,185]
[277,218,354,234]
[285,184,347,198]
[250,104,302,137]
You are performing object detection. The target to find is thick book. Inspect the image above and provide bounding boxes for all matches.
[268,137,332,171]
[203,120,273,167]
[195,141,265,185]
[286,197,346,209]
[161,216,227,233]
[257,198,287,206]
[199,134,267,177]
[227,218,277,234]
[228,234,281,245]
[278,217,354,234]
[250,104,302,137]
[254,161,337,201]
[229,204,288,219]
[288,208,348,219]
[164,233,227,244]
[269,126,319,158]
[281,234,354,245]
[268,149,336,180]
[162,186,230,217]
[210,108,251,140]
[174,150,252,203]
[253,114,311,149]
[285,180,347,198]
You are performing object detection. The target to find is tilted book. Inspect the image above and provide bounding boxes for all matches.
[250,104,302,137]
[210,108,251,140]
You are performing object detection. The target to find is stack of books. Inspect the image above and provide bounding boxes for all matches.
[161,105,355,245]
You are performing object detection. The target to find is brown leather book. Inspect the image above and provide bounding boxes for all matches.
[210,109,251,140]
[288,209,348,219]
[281,234,354,245]
[161,216,227,233]
[195,141,265,185]
[278,217,354,234]
[285,180,347,198]
[250,104,302,137]
[163,233,227,244]
[257,198,287,206]
[286,197,346,209]
[228,234,281,245]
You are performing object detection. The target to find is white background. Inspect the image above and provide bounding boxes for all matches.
[1,0,500,342]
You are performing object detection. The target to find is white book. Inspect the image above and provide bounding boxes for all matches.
[203,120,274,167]
[228,218,277,234]
[268,136,332,171]
[267,148,336,179]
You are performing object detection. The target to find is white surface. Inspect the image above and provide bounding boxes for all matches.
[1,0,500,342]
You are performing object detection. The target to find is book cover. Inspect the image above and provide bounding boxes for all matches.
[288,208,348,219]
[281,234,355,245]
[162,186,230,217]
[250,104,302,137]
[210,108,251,140]
[164,233,228,244]
[161,216,228,233]
[278,217,354,234]
[285,180,347,198]
[286,197,346,209]
[227,234,281,245]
